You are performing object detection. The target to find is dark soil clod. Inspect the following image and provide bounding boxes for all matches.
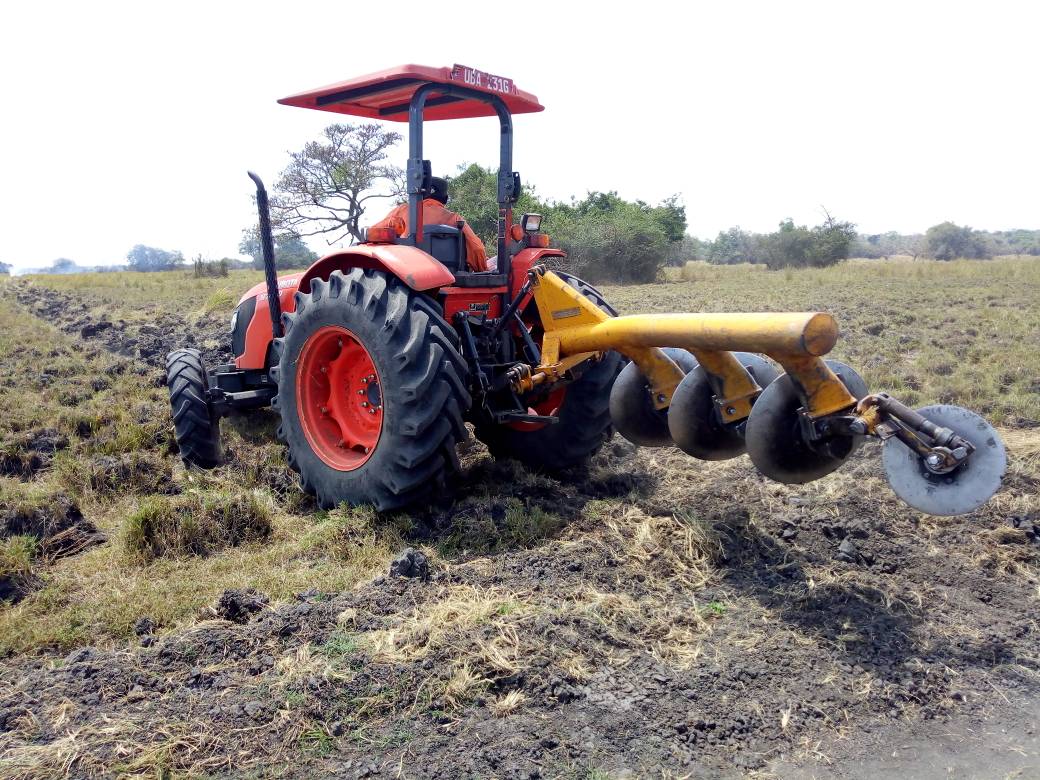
[0,427,68,478]
[389,547,430,580]
[837,537,860,562]
[213,588,269,623]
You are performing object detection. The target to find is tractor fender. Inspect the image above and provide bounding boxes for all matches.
[233,247,455,370]
[298,245,455,294]
[510,247,565,295]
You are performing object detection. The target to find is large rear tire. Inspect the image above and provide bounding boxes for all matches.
[166,348,222,469]
[272,269,471,511]
[474,276,624,471]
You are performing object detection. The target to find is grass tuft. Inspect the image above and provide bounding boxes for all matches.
[202,287,237,313]
[123,490,272,560]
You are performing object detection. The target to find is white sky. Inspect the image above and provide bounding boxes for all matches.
[1,0,1037,270]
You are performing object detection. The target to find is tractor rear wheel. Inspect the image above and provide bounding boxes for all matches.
[166,348,222,469]
[474,276,624,471]
[272,268,470,511]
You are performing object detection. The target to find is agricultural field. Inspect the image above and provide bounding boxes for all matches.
[0,257,1038,778]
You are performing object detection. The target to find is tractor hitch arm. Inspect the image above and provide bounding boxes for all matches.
[857,393,976,473]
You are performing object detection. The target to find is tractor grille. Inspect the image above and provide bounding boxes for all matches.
[231,296,257,359]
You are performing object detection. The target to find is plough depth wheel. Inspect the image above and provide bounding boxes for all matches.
[881,404,1007,516]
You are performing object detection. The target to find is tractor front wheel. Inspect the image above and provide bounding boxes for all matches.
[272,268,471,511]
[166,348,222,469]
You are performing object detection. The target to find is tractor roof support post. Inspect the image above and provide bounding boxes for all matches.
[406,83,515,277]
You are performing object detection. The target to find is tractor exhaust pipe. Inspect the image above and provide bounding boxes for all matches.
[247,171,283,339]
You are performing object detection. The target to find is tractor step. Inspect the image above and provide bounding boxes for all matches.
[207,366,276,414]
[496,411,561,425]
[209,388,276,416]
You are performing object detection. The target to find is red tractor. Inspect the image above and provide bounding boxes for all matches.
[167,64,1006,517]
[167,65,625,510]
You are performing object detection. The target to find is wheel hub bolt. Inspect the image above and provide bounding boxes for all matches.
[925,453,944,469]
[361,377,368,384]
[320,406,328,414]
[361,401,368,408]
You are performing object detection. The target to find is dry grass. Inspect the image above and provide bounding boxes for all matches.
[366,584,525,664]
[490,689,527,717]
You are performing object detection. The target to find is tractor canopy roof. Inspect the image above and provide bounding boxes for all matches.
[277,64,544,121]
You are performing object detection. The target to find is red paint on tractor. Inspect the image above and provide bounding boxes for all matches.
[441,286,507,321]
[277,64,543,123]
[507,386,567,432]
[234,246,456,370]
[510,248,565,296]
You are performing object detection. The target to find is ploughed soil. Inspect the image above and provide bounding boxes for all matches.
[1,277,1038,779]
[9,280,233,370]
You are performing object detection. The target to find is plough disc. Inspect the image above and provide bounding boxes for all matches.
[881,404,1007,516]
[668,352,778,460]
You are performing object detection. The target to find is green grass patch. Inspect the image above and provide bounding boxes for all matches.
[124,491,273,560]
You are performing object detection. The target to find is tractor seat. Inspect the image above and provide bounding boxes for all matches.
[421,224,508,286]
[422,224,465,272]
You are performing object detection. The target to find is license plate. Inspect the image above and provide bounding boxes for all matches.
[450,64,516,96]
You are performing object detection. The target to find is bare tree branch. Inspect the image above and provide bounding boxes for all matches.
[270,123,404,243]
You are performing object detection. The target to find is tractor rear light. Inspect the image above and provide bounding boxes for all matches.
[365,226,398,244]
[527,233,550,248]
[509,224,524,242]
[521,213,542,233]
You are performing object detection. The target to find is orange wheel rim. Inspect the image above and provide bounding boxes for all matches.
[295,325,382,471]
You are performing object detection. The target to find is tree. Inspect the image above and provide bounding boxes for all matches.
[668,234,707,265]
[50,258,79,274]
[992,229,1040,256]
[649,195,688,244]
[447,163,546,254]
[272,123,404,245]
[0,261,10,275]
[126,244,183,272]
[809,212,857,267]
[708,227,759,264]
[925,222,993,260]
[239,228,319,270]
[548,192,676,283]
[756,213,856,270]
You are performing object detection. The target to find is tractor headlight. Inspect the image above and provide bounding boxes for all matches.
[230,309,239,333]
